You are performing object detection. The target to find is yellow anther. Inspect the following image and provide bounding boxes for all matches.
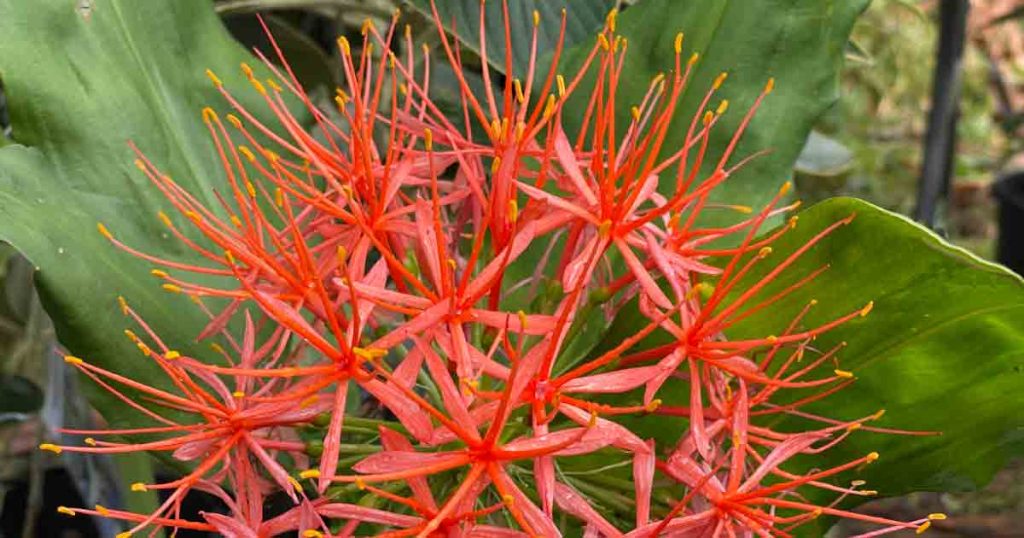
[240,62,254,80]
[598,34,610,51]
[631,106,641,121]
[834,369,854,379]
[713,72,728,89]
[851,479,866,487]
[226,114,242,128]
[598,219,613,238]
[201,107,217,124]
[263,150,279,163]
[288,476,302,492]
[125,328,138,341]
[758,246,772,258]
[84,437,96,446]
[860,301,874,317]
[116,532,132,538]
[117,295,130,314]
[39,443,62,454]
[353,347,387,360]
[210,342,226,355]
[422,43,430,56]
[238,146,255,162]
[606,8,617,32]
[361,18,373,35]
[134,159,146,171]
[533,10,540,27]
[916,522,931,534]
[929,513,947,520]
[404,24,411,39]
[846,422,862,432]
[225,250,236,265]
[543,94,557,119]
[57,506,76,516]
[491,156,502,174]
[725,204,752,214]
[232,391,244,398]
[184,210,201,224]
[872,409,886,420]
[131,482,148,492]
[97,222,113,240]
[779,180,793,196]
[136,342,152,357]
[336,245,348,268]
[513,78,525,104]
[702,111,714,126]
[556,74,566,97]
[337,36,351,56]
[674,33,684,54]
[766,335,778,344]
[811,508,823,518]
[302,531,324,538]
[230,215,242,227]
[765,77,776,94]
[517,310,528,331]
[645,399,662,412]
[148,269,169,280]
[157,211,172,227]
[387,51,396,69]
[245,181,256,197]
[507,199,519,222]
[862,490,878,496]
[249,77,266,95]
[275,188,284,208]
[865,451,879,463]
[447,258,457,270]
[300,469,321,479]
[164,350,181,360]
[300,395,318,408]
[64,355,84,365]
[95,504,110,515]
[716,100,729,115]
[423,128,433,151]
[688,52,700,66]
[502,494,515,506]
[205,69,222,88]
[355,477,366,490]
[162,283,183,294]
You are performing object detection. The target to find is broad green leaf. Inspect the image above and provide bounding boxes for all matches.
[0,0,297,428]
[586,197,1024,530]
[563,0,870,224]
[727,197,1024,502]
[408,0,615,77]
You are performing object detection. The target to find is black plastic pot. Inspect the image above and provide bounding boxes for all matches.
[993,171,1024,275]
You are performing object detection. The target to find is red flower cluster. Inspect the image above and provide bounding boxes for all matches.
[45,4,944,537]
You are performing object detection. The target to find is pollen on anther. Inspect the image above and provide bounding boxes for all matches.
[130,482,147,492]
[162,284,183,294]
[860,301,874,317]
[64,355,84,365]
[302,531,324,538]
[39,443,62,454]
[834,369,854,379]
[205,69,222,88]
[164,350,181,360]
[713,72,728,89]
[532,10,540,27]
[57,506,76,516]
[300,469,321,479]
[674,32,684,54]
[97,223,113,240]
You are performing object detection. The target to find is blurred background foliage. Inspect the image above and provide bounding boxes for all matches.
[1,0,1024,535]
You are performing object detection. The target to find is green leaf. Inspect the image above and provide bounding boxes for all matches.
[408,0,615,76]
[562,0,870,223]
[589,197,1024,529]
[727,197,1024,499]
[0,0,295,427]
